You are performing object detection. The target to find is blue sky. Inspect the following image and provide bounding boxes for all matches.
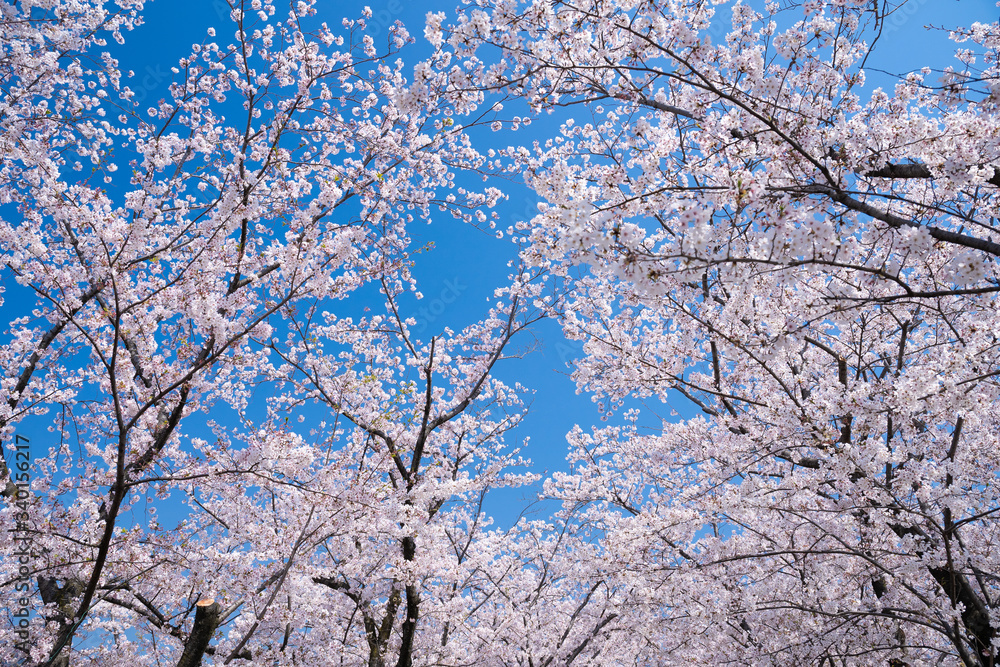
[6,0,999,527]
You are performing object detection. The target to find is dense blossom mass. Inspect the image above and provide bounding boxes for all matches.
[1,0,999,665]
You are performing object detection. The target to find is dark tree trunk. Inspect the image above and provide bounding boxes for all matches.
[176,600,222,667]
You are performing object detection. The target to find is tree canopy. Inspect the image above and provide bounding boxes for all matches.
[2,1,1000,665]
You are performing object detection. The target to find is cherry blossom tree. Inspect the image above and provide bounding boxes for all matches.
[441,0,1000,664]
[79,269,550,667]
[9,0,1000,665]
[0,1,555,665]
